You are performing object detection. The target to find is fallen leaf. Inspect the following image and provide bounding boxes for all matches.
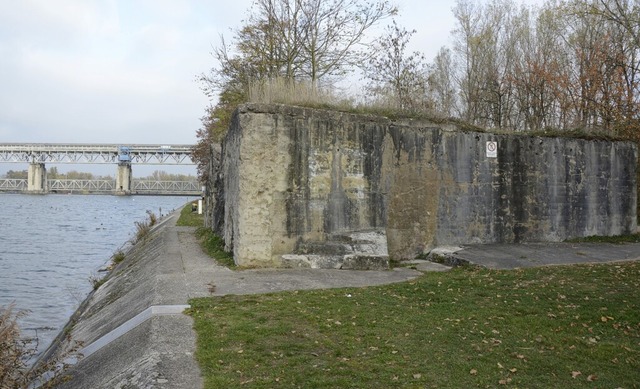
[509,368,517,373]
[497,362,504,369]
[571,371,582,378]
[499,378,512,385]
[470,369,478,375]
[413,373,422,379]
[587,374,597,382]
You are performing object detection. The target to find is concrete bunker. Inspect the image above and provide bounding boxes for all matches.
[206,103,637,268]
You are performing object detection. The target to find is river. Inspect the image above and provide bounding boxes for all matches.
[0,194,198,354]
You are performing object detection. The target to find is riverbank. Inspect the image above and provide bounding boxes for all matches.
[46,209,422,388]
[44,205,640,387]
[49,212,206,388]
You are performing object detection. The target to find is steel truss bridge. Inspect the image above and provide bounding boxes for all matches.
[0,143,193,164]
[0,143,200,196]
[0,179,201,196]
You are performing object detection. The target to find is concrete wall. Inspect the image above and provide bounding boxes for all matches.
[212,104,637,267]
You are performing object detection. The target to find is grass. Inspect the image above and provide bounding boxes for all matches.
[188,262,640,388]
[112,250,125,265]
[175,202,235,268]
[196,227,235,268]
[566,233,640,244]
[176,201,204,227]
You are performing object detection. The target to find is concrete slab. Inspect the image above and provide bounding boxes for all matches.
[450,242,640,270]
[410,260,452,272]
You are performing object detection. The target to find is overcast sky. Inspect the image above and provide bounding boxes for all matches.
[0,0,544,149]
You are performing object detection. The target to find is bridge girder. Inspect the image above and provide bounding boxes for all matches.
[0,178,201,196]
[0,143,195,165]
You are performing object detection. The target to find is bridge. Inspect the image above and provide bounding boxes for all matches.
[0,143,201,196]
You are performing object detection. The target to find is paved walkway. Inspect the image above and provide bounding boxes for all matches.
[450,241,640,269]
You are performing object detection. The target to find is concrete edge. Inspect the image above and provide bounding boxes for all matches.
[79,304,190,359]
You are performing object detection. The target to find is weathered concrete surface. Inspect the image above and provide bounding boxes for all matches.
[213,103,637,267]
[51,211,422,389]
[451,242,640,270]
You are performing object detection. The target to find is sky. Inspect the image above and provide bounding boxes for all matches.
[0,0,543,174]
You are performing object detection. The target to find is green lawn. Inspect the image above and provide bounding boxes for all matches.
[176,201,204,227]
[189,262,640,388]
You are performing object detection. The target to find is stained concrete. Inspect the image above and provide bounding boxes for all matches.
[212,103,637,267]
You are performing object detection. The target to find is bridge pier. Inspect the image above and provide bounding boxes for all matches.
[115,163,132,195]
[27,163,47,193]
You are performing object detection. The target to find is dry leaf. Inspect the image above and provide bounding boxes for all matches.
[587,374,597,382]
[509,368,517,373]
[413,373,422,379]
[470,369,478,375]
[571,371,582,378]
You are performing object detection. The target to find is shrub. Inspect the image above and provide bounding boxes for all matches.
[0,304,80,388]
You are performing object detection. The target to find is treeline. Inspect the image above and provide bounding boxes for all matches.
[2,169,196,181]
[193,0,640,184]
[442,0,640,135]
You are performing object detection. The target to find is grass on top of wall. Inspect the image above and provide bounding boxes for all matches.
[188,261,640,388]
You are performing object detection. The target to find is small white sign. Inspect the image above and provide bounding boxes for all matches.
[486,141,497,158]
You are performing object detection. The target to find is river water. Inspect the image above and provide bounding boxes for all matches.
[0,194,197,353]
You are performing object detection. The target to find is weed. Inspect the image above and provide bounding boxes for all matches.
[111,250,125,265]
[89,275,106,290]
[132,211,157,243]
[146,210,157,227]
[195,227,235,268]
[0,304,81,388]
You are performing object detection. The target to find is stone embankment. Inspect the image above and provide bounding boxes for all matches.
[44,210,422,388]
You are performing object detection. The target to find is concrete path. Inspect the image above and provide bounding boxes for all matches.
[450,241,640,269]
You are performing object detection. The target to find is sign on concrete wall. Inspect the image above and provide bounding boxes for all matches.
[486,141,497,158]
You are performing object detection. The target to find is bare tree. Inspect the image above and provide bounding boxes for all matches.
[298,0,397,86]
[362,19,430,111]
[428,47,458,117]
